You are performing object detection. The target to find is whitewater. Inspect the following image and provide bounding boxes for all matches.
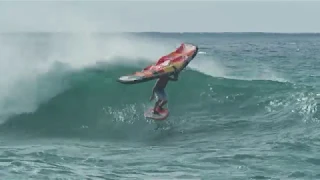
[0,32,319,180]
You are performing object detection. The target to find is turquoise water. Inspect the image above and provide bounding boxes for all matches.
[0,33,319,179]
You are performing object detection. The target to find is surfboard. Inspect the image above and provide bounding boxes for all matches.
[144,107,169,120]
[117,43,198,84]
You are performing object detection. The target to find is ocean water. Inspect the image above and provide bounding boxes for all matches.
[0,32,319,180]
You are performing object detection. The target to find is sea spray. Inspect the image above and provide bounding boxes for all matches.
[0,33,170,123]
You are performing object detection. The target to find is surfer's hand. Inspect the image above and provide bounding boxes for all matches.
[172,66,179,74]
[173,66,177,72]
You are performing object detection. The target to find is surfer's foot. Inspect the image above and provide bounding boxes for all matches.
[153,109,160,114]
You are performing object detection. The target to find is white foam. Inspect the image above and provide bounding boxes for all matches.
[0,34,170,123]
[188,53,288,83]
[188,56,227,78]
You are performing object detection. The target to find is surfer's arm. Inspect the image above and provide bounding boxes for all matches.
[151,85,156,95]
[150,84,156,101]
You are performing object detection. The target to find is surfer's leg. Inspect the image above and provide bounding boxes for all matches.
[153,100,161,112]
[160,99,167,106]
[158,89,167,110]
[159,99,167,108]
[153,90,162,113]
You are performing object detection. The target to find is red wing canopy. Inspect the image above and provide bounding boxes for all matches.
[117,43,199,84]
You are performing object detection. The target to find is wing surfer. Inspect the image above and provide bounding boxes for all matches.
[149,67,180,114]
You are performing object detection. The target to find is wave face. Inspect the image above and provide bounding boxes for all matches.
[0,32,320,179]
[0,33,319,137]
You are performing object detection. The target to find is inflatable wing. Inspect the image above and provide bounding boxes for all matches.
[117,43,198,84]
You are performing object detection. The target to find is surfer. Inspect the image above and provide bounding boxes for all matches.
[150,67,179,114]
